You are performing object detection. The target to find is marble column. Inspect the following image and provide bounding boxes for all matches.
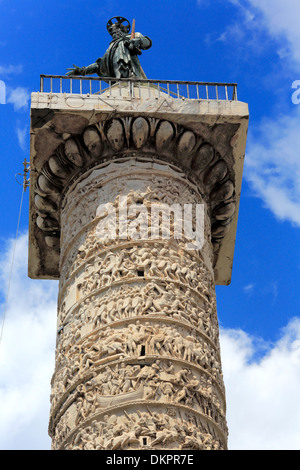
[28,87,248,450]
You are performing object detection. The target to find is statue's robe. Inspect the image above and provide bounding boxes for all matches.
[84,33,152,79]
[100,33,152,79]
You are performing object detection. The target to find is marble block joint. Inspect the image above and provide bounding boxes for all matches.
[28,82,248,450]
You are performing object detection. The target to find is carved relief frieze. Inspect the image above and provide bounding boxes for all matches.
[59,169,206,257]
[50,356,226,426]
[57,277,219,347]
[51,402,226,451]
[73,245,211,299]
[51,317,223,407]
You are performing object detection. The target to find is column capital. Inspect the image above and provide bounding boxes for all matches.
[29,88,248,284]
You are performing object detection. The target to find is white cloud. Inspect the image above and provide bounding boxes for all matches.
[0,233,58,450]
[0,64,23,78]
[209,0,300,227]
[16,124,28,151]
[245,0,300,68]
[204,0,265,53]
[241,0,300,227]
[245,108,300,226]
[0,233,299,450]
[7,87,30,111]
[221,319,300,450]
[202,1,300,69]
[243,283,255,293]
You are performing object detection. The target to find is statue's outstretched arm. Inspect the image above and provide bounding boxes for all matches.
[66,61,100,76]
[133,33,152,50]
[124,33,152,57]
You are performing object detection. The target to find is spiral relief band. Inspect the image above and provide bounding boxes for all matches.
[47,150,229,450]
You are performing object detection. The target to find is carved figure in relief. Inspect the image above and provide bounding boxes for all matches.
[181,336,196,362]
[73,427,96,450]
[111,424,143,450]
[160,380,176,401]
[97,328,126,358]
[125,321,151,355]
[99,374,113,395]
[181,430,205,450]
[150,426,179,447]
[118,362,135,393]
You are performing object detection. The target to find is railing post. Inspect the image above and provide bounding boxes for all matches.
[234,85,238,101]
[215,85,219,100]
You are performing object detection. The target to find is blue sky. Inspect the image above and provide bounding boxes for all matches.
[0,0,299,450]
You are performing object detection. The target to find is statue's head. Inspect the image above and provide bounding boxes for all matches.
[107,16,130,38]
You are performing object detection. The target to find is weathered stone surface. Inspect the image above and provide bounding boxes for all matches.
[52,113,89,134]
[49,159,227,450]
[28,84,248,450]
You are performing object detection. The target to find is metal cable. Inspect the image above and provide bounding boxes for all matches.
[0,170,27,348]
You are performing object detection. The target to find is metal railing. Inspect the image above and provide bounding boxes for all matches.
[39,74,238,101]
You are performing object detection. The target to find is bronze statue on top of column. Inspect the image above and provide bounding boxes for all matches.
[66,16,152,79]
